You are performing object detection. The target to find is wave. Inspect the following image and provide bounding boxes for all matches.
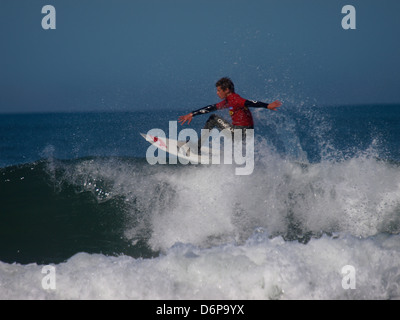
[1,109,400,299]
[1,147,400,265]
[2,232,400,299]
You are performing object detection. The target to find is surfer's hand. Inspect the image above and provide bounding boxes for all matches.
[179,113,193,125]
[268,100,282,111]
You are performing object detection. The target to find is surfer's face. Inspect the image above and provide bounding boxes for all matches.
[216,86,231,100]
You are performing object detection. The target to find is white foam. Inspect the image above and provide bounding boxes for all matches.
[141,153,400,251]
[1,232,399,299]
[49,148,400,253]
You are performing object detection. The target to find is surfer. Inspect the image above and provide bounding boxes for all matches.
[178,77,282,151]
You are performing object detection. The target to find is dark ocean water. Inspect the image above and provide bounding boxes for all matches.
[1,104,400,299]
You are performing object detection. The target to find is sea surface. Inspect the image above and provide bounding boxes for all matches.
[1,104,400,299]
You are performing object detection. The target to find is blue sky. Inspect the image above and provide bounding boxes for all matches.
[1,0,400,113]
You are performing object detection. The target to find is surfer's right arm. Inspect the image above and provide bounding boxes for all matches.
[178,104,218,125]
[178,113,193,125]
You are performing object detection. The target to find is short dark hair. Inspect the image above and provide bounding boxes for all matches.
[216,77,235,93]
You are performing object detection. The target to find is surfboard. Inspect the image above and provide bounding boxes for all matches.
[140,133,220,164]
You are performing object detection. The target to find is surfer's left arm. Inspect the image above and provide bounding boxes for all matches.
[245,100,282,111]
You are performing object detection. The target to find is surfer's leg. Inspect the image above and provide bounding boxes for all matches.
[232,125,254,142]
[198,115,234,152]
[203,114,234,132]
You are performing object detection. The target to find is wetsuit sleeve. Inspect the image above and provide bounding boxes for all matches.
[244,100,270,109]
[191,104,218,116]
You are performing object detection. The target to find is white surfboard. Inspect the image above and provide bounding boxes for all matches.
[140,133,220,164]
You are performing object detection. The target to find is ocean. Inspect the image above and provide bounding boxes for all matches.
[1,104,400,300]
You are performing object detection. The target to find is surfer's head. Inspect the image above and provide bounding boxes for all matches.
[216,77,235,99]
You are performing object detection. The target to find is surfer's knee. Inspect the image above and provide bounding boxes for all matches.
[204,114,218,129]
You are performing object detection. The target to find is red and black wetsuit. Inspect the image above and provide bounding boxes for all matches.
[191,92,270,131]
